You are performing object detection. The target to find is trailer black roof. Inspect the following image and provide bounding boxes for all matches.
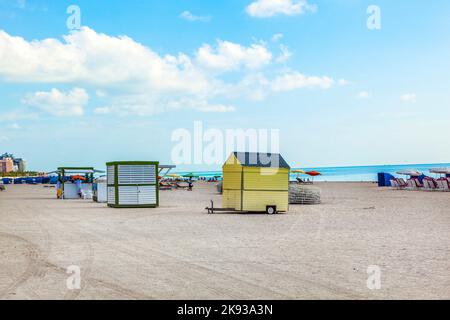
[233,152,290,169]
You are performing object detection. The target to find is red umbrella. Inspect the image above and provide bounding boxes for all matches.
[71,175,86,181]
[305,171,321,177]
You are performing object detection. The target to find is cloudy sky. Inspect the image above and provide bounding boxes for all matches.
[1,0,450,171]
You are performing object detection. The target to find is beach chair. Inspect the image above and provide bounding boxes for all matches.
[437,178,450,192]
[423,177,438,191]
[397,178,408,189]
[176,181,193,191]
[406,179,419,190]
[159,181,174,190]
[390,179,400,189]
[414,178,423,188]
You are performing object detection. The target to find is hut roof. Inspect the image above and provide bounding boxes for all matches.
[233,152,290,169]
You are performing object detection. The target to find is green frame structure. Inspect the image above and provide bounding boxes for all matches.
[106,161,159,208]
[55,167,104,196]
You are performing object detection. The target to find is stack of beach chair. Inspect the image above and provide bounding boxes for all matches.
[390,177,450,192]
[289,185,321,205]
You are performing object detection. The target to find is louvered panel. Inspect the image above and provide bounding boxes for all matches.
[118,186,139,205]
[107,165,115,185]
[107,187,115,205]
[138,186,157,205]
[118,165,156,185]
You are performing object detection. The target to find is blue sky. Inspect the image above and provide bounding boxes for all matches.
[1,0,450,172]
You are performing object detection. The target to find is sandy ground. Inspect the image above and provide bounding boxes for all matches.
[0,182,449,300]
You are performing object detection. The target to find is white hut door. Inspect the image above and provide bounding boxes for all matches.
[137,186,157,205]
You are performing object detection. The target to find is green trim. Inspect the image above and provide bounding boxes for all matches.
[108,204,158,209]
[114,164,119,207]
[106,161,159,166]
[155,163,160,207]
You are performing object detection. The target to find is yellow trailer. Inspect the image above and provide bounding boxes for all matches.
[219,152,291,214]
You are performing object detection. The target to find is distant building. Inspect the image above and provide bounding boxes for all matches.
[0,153,27,172]
[0,158,14,173]
[14,158,27,172]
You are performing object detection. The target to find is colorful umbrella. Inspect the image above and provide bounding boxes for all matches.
[182,173,199,178]
[292,170,306,174]
[71,175,86,181]
[305,171,321,177]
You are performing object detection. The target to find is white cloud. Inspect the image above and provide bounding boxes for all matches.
[246,0,317,18]
[271,33,283,42]
[168,99,236,113]
[400,93,417,103]
[271,71,334,92]
[179,11,211,22]
[196,40,272,72]
[230,71,335,101]
[0,27,211,94]
[198,104,236,113]
[337,79,349,86]
[22,88,88,117]
[95,97,236,116]
[358,91,370,99]
[233,73,271,101]
[276,44,292,63]
[0,27,341,116]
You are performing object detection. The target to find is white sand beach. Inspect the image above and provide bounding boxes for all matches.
[0,182,449,300]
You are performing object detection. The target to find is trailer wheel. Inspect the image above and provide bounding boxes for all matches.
[266,206,277,215]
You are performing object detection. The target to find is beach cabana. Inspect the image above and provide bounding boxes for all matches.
[106,161,159,208]
[222,152,290,214]
[53,167,104,199]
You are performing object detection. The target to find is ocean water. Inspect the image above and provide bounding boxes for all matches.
[179,163,450,182]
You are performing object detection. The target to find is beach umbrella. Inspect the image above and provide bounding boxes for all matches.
[292,170,306,174]
[430,168,450,174]
[71,175,86,181]
[305,171,321,177]
[396,169,422,177]
[166,173,181,178]
[182,173,199,179]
